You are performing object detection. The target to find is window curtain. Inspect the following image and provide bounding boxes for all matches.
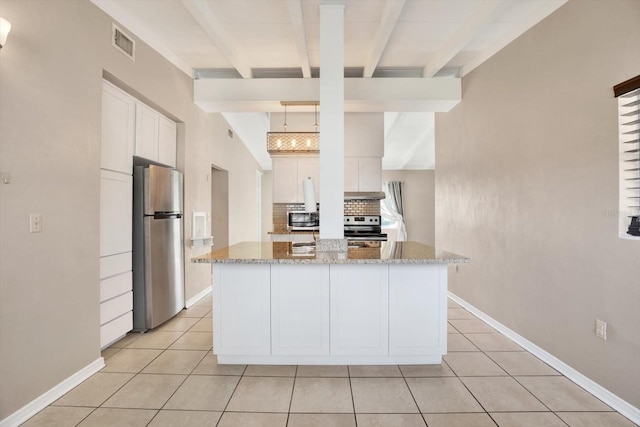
[381,181,407,241]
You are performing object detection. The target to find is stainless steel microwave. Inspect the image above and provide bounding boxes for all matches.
[288,211,319,230]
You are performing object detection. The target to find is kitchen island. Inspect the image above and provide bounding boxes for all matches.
[193,241,468,365]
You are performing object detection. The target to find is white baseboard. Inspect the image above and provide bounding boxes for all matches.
[0,357,105,427]
[185,286,212,308]
[448,292,640,425]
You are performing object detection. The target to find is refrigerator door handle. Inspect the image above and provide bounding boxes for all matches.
[153,212,182,219]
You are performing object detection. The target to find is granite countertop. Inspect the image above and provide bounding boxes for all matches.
[192,241,469,265]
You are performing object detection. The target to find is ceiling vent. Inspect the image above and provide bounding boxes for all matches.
[112,23,135,60]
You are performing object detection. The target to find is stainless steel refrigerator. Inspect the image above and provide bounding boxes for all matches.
[133,165,185,331]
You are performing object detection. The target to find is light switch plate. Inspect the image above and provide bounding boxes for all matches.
[30,213,42,233]
[595,319,607,340]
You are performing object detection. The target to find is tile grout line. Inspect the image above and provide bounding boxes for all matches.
[399,365,429,426]
[101,309,208,426]
[284,365,298,426]
[347,366,358,426]
[455,305,569,426]
[214,363,247,426]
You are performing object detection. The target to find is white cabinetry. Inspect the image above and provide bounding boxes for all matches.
[296,157,320,202]
[389,265,446,356]
[100,170,132,257]
[158,115,178,167]
[272,157,298,203]
[211,263,448,364]
[272,156,319,203]
[134,103,158,161]
[134,103,177,168]
[330,265,389,355]
[101,82,135,174]
[99,170,132,347]
[344,157,382,192]
[100,81,135,348]
[213,264,271,356]
[271,265,330,355]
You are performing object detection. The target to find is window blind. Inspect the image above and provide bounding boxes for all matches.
[618,87,640,238]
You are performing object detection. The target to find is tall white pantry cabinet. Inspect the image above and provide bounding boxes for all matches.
[99,80,177,348]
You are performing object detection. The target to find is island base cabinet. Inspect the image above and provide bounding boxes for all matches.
[211,263,448,364]
[213,264,271,356]
[389,265,447,356]
[330,265,389,355]
[271,265,330,356]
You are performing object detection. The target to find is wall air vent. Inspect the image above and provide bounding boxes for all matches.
[112,23,135,60]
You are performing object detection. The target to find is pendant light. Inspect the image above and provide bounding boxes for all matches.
[267,102,320,154]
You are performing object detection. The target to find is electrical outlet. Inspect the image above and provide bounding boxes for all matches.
[30,213,42,233]
[595,319,607,340]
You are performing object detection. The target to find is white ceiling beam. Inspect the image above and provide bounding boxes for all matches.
[422,0,510,78]
[194,77,461,112]
[363,0,406,78]
[181,0,253,78]
[287,0,312,78]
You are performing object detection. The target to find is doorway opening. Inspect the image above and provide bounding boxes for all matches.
[211,166,229,248]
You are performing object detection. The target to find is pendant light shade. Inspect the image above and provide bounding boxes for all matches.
[267,101,320,154]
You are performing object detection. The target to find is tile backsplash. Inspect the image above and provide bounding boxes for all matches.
[344,200,381,216]
[273,200,380,230]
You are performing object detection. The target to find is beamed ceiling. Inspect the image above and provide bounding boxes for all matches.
[91,0,567,169]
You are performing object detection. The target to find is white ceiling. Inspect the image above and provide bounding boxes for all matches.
[91,0,567,170]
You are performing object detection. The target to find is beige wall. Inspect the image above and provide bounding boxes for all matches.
[382,170,435,245]
[0,0,262,418]
[435,0,640,407]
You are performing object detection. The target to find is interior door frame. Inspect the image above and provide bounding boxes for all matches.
[211,165,229,249]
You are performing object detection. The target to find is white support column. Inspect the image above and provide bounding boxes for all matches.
[319,2,345,241]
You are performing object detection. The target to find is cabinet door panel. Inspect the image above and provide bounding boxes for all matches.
[330,265,388,355]
[100,271,132,303]
[101,82,134,173]
[100,170,132,257]
[297,157,320,203]
[101,311,133,348]
[135,103,159,161]
[100,252,132,280]
[389,265,446,355]
[272,157,299,203]
[100,291,133,325]
[272,265,330,355]
[358,158,382,191]
[213,264,271,355]
[158,115,177,167]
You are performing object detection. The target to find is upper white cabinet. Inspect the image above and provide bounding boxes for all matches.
[344,157,382,192]
[102,81,178,169]
[101,81,135,174]
[158,116,177,167]
[272,156,320,203]
[296,157,320,202]
[134,102,177,168]
[272,157,298,203]
[135,103,159,161]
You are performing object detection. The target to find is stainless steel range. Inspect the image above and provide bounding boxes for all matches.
[343,215,388,241]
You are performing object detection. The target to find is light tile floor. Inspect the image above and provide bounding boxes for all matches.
[21,297,638,427]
